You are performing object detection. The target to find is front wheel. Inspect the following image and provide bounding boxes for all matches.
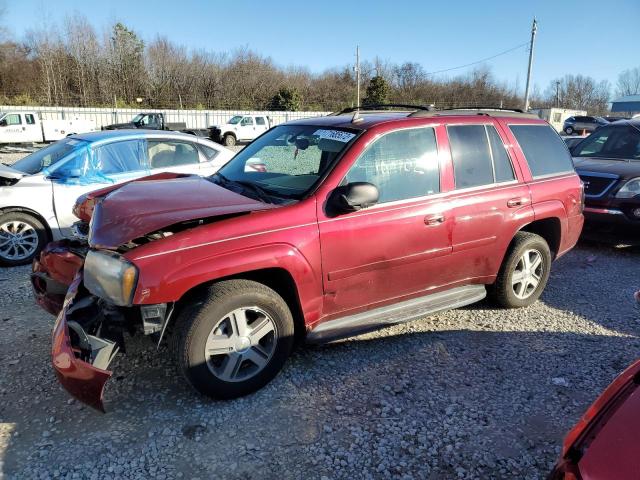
[489,232,551,308]
[223,134,236,147]
[0,212,48,266]
[172,280,294,399]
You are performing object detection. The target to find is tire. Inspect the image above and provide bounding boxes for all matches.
[489,232,552,308]
[171,279,295,400]
[0,211,49,267]
[223,134,236,147]
[564,126,574,135]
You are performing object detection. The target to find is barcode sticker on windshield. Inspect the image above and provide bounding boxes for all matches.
[313,129,356,143]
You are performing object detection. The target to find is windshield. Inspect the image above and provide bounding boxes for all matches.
[11,138,90,174]
[573,124,640,160]
[228,116,243,125]
[131,114,144,123]
[213,124,358,201]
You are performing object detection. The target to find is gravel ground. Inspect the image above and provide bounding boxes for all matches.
[0,150,639,479]
[0,245,638,479]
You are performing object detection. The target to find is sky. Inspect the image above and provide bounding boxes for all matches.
[4,0,639,97]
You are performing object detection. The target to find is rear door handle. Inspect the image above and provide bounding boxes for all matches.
[424,214,445,226]
[507,197,529,208]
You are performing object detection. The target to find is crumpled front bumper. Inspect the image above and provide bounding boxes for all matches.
[51,273,118,412]
[32,241,84,316]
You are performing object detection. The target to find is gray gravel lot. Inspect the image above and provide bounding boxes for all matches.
[0,149,639,479]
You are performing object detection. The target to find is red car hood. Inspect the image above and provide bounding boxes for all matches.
[89,175,276,249]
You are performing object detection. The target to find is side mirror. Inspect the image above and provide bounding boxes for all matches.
[68,168,82,178]
[0,120,6,127]
[327,182,379,215]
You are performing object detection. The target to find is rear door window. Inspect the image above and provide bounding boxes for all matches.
[345,127,440,203]
[487,126,515,183]
[448,124,515,189]
[25,114,36,125]
[255,117,266,126]
[148,140,200,168]
[509,125,574,177]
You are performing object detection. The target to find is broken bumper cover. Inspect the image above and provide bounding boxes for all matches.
[32,241,84,316]
[51,274,118,412]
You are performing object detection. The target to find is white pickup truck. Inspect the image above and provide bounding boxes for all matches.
[0,111,97,144]
[209,114,271,146]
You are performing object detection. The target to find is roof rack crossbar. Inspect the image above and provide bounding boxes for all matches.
[436,106,525,113]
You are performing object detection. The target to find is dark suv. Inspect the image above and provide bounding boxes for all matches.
[563,116,609,135]
[34,106,584,410]
[572,119,640,234]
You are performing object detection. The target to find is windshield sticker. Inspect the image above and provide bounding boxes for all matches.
[313,129,356,143]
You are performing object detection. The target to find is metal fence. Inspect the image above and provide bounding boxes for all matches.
[0,106,332,130]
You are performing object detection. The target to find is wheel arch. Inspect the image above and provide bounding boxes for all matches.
[518,216,561,259]
[0,206,53,241]
[172,267,307,345]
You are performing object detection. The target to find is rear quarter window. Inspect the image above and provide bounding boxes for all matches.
[509,124,574,178]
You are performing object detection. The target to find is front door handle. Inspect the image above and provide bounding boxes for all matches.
[507,197,529,208]
[424,214,445,226]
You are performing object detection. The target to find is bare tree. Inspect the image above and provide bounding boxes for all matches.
[616,67,640,97]
[64,14,100,106]
[544,75,611,115]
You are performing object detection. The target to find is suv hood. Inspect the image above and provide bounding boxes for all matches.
[0,163,25,180]
[573,157,640,180]
[90,175,277,249]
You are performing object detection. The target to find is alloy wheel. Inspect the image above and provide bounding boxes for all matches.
[204,307,278,382]
[511,249,544,300]
[0,220,39,261]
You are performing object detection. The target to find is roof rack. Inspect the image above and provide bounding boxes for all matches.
[330,103,435,116]
[409,107,536,118]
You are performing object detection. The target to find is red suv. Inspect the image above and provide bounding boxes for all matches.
[35,107,584,410]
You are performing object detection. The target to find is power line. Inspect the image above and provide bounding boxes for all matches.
[425,41,530,76]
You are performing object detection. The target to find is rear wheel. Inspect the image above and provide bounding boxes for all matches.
[0,212,48,266]
[223,134,236,147]
[489,232,551,308]
[172,280,294,399]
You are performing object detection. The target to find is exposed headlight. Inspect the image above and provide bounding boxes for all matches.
[615,177,640,199]
[84,250,138,306]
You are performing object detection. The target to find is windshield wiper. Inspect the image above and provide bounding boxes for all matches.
[232,180,275,204]
[212,173,274,204]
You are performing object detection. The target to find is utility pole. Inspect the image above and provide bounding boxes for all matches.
[354,45,360,108]
[523,18,537,112]
[555,80,561,108]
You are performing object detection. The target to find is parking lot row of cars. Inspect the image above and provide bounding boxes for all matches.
[0,106,639,479]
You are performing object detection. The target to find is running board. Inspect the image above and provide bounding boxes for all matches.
[307,285,486,344]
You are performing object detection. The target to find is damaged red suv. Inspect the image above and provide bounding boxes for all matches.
[34,107,584,411]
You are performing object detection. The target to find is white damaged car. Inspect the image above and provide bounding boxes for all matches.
[0,130,234,265]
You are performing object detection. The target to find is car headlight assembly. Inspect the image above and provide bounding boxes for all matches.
[84,250,138,306]
[616,177,640,199]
